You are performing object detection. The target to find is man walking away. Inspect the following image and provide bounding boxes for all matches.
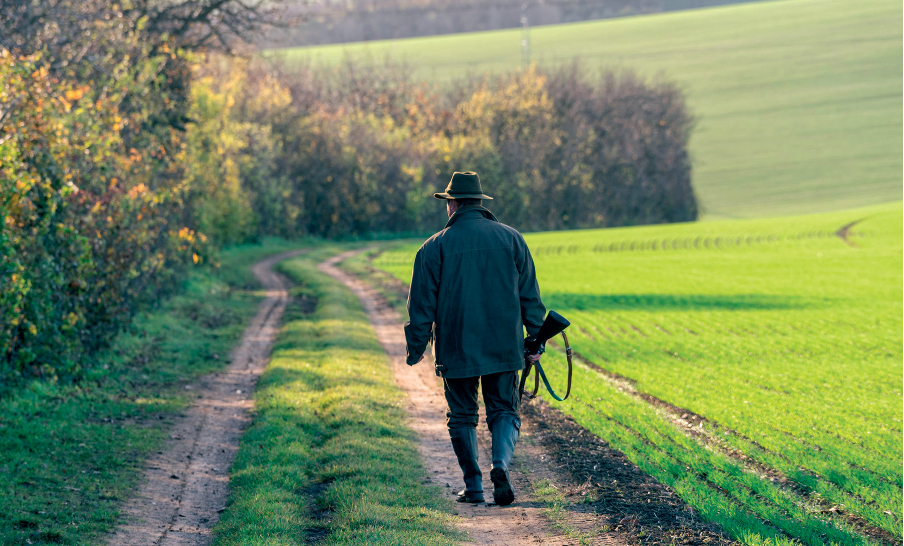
[404,171,546,506]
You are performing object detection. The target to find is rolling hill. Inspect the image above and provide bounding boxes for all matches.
[269,0,903,219]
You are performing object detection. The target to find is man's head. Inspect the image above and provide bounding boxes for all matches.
[433,172,492,208]
[446,197,482,218]
[434,172,493,219]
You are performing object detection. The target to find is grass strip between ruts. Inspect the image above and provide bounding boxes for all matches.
[0,238,306,546]
[212,246,463,546]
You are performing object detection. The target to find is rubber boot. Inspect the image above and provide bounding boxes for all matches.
[490,415,520,506]
[449,427,484,503]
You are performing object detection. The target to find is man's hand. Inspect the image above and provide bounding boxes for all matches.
[409,354,425,366]
[526,353,541,364]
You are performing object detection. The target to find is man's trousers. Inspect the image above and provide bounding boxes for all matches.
[443,370,521,433]
[444,370,522,503]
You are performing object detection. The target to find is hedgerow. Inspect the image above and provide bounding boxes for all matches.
[0,50,203,381]
[203,58,697,238]
[0,10,695,381]
[0,0,278,382]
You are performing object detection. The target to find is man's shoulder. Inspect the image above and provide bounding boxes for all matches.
[480,219,527,247]
[420,228,448,249]
[420,214,525,253]
[416,228,450,260]
[494,220,525,239]
[446,216,526,247]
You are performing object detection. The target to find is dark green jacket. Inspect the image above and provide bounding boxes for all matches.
[404,205,546,378]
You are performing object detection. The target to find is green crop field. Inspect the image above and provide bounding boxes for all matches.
[370,202,902,545]
[268,0,903,221]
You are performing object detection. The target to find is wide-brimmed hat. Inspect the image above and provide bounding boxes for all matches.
[433,171,494,200]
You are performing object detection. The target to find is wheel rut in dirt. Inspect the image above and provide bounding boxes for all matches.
[109,249,308,546]
[321,249,625,545]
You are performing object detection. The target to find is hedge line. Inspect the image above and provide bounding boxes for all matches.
[196,58,696,241]
[1,49,695,382]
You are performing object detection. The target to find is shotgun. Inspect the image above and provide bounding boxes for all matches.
[520,310,573,401]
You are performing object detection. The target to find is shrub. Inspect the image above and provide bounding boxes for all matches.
[219,58,697,237]
[0,51,202,381]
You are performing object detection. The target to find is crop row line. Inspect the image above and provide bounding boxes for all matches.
[559,387,802,544]
[600,398,865,546]
[564,377,867,546]
[575,315,901,470]
[369,229,848,266]
[565,332,902,522]
[549,342,900,544]
[574,397,805,544]
[533,230,839,256]
[567,317,902,491]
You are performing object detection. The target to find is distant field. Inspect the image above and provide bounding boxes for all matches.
[370,202,902,545]
[269,0,903,220]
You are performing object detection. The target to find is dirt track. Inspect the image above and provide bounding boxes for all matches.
[109,249,307,546]
[320,250,624,545]
[110,246,736,546]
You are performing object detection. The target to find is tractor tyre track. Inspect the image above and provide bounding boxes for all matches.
[564,348,898,546]
[109,249,308,546]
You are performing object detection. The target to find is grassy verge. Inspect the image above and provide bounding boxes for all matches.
[337,244,415,318]
[213,246,463,546]
[0,238,306,546]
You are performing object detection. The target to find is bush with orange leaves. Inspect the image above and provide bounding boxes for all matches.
[0,51,205,381]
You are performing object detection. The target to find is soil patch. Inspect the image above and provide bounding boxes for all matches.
[520,401,734,546]
[301,481,332,544]
[108,249,308,546]
[294,292,319,316]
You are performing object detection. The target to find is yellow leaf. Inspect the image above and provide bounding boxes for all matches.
[65,88,83,101]
[127,183,147,199]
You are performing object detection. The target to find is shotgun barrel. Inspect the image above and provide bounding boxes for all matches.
[524,310,570,355]
[520,310,573,401]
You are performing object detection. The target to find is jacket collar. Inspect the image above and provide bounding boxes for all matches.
[444,205,498,229]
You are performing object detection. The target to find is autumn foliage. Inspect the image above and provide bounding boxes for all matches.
[0,50,203,380]
[189,58,696,240]
[0,47,695,381]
